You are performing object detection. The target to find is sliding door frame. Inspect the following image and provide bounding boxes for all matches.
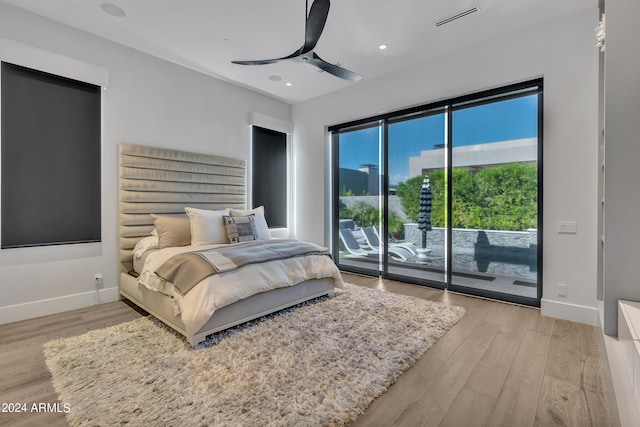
[383,108,448,289]
[331,121,384,277]
[444,86,543,306]
[330,78,543,306]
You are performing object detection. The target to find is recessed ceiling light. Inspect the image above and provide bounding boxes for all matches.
[285,82,292,87]
[378,44,388,50]
[100,3,126,18]
[269,75,282,82]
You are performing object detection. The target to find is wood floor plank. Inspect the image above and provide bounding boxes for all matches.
[465,304,531,400]
[580,323,601,358]
[0,273,615,427]
[466,330,521,399]
[439,387,496,427]
[400,303,489,391]
[0,410,66,427]
[388,396,447,427]
[485,327,553,427]
[0,302,141,427]
[480,300,514,326]
[527,306,554,334]
[534,375,581,427]
[546,319,582,386]
[416,337,489,414]
[580,388,614,427]
[352,379,442,427]
[580,354,613,426]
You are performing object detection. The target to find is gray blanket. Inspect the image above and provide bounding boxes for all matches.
[154,239,330,295]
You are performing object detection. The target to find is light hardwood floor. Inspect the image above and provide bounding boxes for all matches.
[0,273,615,427]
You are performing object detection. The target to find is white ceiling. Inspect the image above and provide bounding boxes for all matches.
[1,0,594,104]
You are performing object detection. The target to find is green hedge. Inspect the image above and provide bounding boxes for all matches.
[339,201,405,240]
[395,163,538,231]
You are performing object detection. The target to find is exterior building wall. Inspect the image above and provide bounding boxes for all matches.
[338,168,369,195]
[338,167,381,196]
[409,138,538,176]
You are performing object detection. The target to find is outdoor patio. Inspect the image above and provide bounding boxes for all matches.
[338,253,538,299]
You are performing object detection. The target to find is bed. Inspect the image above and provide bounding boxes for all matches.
[118,143,344,346]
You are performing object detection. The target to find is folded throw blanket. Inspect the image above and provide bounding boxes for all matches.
[155,239,331,295]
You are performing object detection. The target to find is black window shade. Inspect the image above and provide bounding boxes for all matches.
[1,62,101,248]
[252,126,287,228]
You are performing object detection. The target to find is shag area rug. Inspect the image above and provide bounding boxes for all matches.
[44,283,464,427]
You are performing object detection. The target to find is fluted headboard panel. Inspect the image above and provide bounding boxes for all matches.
[118,143,246,272]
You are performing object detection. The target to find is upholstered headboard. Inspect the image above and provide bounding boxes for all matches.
[118,143,247,273]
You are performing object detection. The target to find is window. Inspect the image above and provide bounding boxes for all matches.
[331,79,542,307]
[251,126,287,228]
[1,62,101,248]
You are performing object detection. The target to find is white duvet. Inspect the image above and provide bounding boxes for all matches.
[137,242,345,337]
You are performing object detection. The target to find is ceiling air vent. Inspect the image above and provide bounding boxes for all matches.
[435,6,480,27]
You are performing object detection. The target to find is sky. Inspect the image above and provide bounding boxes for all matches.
[338,94,538,185]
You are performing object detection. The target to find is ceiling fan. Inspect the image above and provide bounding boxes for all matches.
[232,0,361,81]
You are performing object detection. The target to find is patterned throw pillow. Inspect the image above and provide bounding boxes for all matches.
[223,215,259,244]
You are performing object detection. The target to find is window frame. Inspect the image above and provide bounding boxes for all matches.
[330,78,543,307]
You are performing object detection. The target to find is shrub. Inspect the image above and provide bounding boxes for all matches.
[396,163,538,231]
[339,202,405,240]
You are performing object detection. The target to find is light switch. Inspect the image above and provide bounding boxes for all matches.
[558,221,577,234]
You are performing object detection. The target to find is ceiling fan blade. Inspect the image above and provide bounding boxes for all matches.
[232,0,360,82]
[231,58,283,66]
[302,0,330,54]
[310,53,361,81]
[233,45,307,65]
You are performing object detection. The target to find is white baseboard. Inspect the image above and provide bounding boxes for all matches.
[0,287,120,325]
[540,298,600,325]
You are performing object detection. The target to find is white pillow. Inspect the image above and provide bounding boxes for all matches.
[229,206,272,240]
[184,207,230,246]
[133,235,159,259]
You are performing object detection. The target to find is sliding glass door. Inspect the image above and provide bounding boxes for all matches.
[448,95,540,300]
[333,122,383,276]
[331,80,542,306]
[386,112,447,288]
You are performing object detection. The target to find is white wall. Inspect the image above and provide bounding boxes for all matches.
[292,7,600,324]
[603,0,640,336]
[0,3,290,323]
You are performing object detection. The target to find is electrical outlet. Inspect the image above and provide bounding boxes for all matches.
[94,273,104,289]
[557,283,567,297]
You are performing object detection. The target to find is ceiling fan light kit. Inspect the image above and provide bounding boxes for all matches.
[232,0,361,81]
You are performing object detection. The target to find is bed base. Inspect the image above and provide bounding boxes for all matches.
[120,273,335,346]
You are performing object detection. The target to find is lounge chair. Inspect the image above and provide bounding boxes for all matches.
[358,227,417,261]
[339,219,366,245]
[339,228,379,258]
[364,227,419,258]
